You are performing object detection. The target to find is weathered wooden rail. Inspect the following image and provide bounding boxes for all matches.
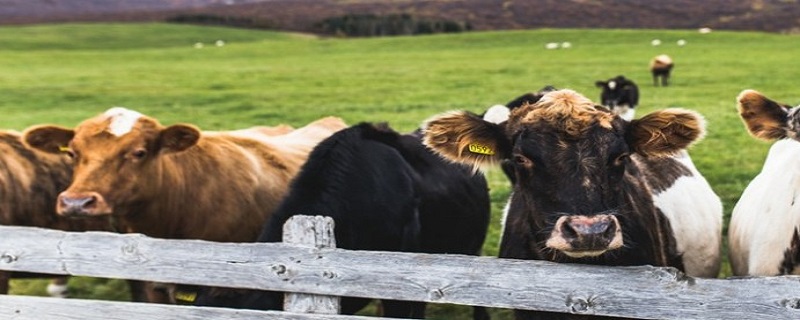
[1,215,800,319]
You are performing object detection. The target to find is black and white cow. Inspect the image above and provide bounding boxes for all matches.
[595,75,639,121]
[195,123,491,319]
[483,86,557,125]
[729,89,800,276]
[423,89,722,320]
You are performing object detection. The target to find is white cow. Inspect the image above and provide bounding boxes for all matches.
[729,89,800,276]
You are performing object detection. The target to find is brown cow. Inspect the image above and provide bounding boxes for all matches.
[23,107,346,302]
[0,130,113,297]
[650,54,674,87]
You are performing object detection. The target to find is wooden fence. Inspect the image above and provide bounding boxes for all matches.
[1,215,800,319]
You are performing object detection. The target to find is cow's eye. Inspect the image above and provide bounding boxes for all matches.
[59,146,76,159]
[131,149,147,160]
[513,154,533,168]
[613,153,630,166]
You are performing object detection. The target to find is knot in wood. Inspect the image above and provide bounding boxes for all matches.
[781,298,800,310]
[429,288,444,301]
[653,267,694,285]
[0,253,17,263]
[272,264,287,275]
[119,242,147,263]
[566,294,596,313]
[322,270,336,279]
[121,243,138,255]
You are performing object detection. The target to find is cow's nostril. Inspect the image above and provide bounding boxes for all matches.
[61,195,96,210]
[561,220,579,240]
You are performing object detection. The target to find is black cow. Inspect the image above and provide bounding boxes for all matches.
[195,123,491,319]
[483,86,558,125]
[423,89,722,320]
[650,54,674,87]
[505,85,558,111]
[595,75,639,121]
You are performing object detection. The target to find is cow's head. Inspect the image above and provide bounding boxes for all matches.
[423,89,704,258]
[23,107,201,218]
[737,89,800,141]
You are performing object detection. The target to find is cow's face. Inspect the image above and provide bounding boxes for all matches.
[23,107,201,218]
[737,89,800,141]
[424,89,704,258]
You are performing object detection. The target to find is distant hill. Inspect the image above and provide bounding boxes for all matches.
[2,0,799,35]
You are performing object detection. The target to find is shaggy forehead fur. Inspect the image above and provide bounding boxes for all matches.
[507,89,614,137]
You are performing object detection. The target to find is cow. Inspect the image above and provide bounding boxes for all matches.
[650,54,674,87]
[729,89,800,276]
[194,123,491,320]
[0,129,114,298]
[422,89,722,320]
[595,75,639,121]
[22,107,347,302]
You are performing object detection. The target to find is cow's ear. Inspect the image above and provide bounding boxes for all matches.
[595,81,606,88]
[737,89,791,140]
[22,125,75,154]
[626,109,705,157]
[422,111,509,171]
[159,124,201,153]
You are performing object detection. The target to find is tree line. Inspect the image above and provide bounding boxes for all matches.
[166,13,471,37]
[316,13,472,37]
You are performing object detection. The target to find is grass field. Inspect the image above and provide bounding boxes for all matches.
[2,23,799,319]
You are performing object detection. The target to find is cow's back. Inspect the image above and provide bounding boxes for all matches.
[138,117,346,242]
[262,124,421,251]
[729,139,800,276]
[635,151,723,277]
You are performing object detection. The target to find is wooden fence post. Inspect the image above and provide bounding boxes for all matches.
[282,215,340,314]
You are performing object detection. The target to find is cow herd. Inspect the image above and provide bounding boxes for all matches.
[1,83,798,319]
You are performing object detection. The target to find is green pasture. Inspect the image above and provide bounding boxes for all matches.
[3,23,799,318]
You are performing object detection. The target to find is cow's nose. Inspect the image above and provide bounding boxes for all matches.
[564,216,614,239]
[57,191,106,217]
[546,214,624,257]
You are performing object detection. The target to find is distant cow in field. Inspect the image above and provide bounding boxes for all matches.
[650,54,674,86]
[23,107,346,302]
[595,75,639,120]
[0,130,114,298]
[729,89,800,276]
[195,123,491,320]
[423,89,722,320]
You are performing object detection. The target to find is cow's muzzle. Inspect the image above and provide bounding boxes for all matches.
[57,191,112,217]
[545,214,623,258]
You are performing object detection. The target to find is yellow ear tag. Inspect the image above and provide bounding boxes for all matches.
[468,143,495,155]
[174,290,197,303]
[58,146,72,153]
